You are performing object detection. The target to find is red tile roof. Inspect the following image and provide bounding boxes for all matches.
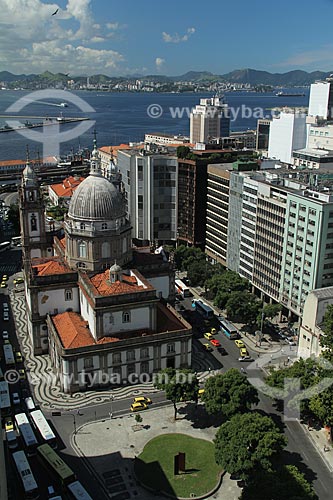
[99,143,143,158]
[89,270,148,296]
[52,312,95,348]
[32,258,70,276]
[49,176,84,198]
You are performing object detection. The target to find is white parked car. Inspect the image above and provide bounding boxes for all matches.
[3,311,9,321]
[2,330,8,340]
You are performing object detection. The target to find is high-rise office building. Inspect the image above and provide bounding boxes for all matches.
[190,96,230,144]
[308,78,333,120]
[117,148,178,245]
[268,109,307,164]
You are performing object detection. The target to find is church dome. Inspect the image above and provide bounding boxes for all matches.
[68,175,125,221]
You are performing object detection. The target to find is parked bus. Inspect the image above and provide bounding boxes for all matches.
[30,410,57,448]
[67,481,93,500]
[15,413,39,456]
[0,241,11,252]
[194,300,215,320]
[12,450,39,499]
[218,317,239,340]
[175,279,190,299]
[3,343,15,365]
[0,380,11,415]
[37,444,76,485]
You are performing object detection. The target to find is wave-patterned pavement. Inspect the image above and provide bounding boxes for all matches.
[10,291,217,411]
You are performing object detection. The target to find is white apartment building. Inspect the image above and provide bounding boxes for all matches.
[190,96,229,144]
[298,287,333,359]
[308,79,333,120]
[268,109,307,164]
[117,148,178,244]
[144,133,189,146]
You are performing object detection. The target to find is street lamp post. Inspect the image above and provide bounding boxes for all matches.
[109,395,114,420]
[70,413,76,434]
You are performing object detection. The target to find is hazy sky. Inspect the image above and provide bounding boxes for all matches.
[1,0,333,76]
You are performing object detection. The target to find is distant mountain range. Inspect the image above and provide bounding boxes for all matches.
[0,68,332,86]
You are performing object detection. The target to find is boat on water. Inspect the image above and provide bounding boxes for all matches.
[276,91,306,97]
[59,102,68,107]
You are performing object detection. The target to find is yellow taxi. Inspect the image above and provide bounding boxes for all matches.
[2,275,8,282]
[130,401,148,412]
[204,332,213,340]
[240,347,249,358]
[5,418,13,432]
[133,396,152,405]
[198,388,205,398]
[210,327,217,335]
[203,343,212,351]
[0,282,7,288]
[235,339,245,349]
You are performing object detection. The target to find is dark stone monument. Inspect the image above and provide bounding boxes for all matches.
[174,452,186,475]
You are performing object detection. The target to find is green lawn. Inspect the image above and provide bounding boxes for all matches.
[135,433,222,497]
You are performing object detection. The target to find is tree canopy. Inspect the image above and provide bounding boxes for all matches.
[225,291,262,324]
[202,369,259,418]
[214,412,287,481]
[7,203,20,234]
[153,368,199,419]
[241,465,317,500]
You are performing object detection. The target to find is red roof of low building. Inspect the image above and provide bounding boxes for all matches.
[89,269,150,296]
[32,257,70,276]
[49,176,84,198]
[52,311,95,348]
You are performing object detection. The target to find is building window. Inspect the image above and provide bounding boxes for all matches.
[84,358,93,369]
[127,364,136,376]
[80,222,85,230]
[140,361,149,374]
[109,313,114,324]
[113,352,121,364]
[101,241,110,258]
[140,347,149,359]
[127,350,135,361]
[65,289,72,301]
[122,311,130,323]
[78,241,87,258]
[30,214,37,232]
[167,343,175,353]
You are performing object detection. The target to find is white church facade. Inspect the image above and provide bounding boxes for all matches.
[19,141,192,393]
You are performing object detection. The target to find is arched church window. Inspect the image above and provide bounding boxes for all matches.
[30,214,37,232]
[65,289,72,301]
[122,311,130,323]
[78,241,87,258]
[101,242,110,258]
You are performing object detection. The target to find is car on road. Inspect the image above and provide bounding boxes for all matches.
[285,338,297,346]
[3,311,9,321]
[2,330,8,340]
[239,347,249,358]
[18,369,26,380]
[210,327,217,335]
[133,396,152,405]
[130,401,148,412]
[210,339,221,348]
[235,339,245,348]
[1,275,8,282]
[217,346,227,355]
[4,418,13,432]
[238,356,253,362]
[203,343,212,351]
[204,332,213,340]
[3,303,8,310]
[15,351,23,363]
[13,277,24,285]
[0,282,7,289]
[12,392,20,405]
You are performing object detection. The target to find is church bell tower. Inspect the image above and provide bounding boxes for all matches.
[19,150,49,265]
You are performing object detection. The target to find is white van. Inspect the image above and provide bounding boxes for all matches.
[24,396,36,412]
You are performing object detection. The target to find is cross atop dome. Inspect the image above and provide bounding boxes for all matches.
[22,145,37,187]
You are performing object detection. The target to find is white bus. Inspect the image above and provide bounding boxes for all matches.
[11,236,22,246]
[12,450,39,499]
[0,380,10,415]
[15,413,39,456]
[3,343,15,366]
[175,279,190,299]
[30,410,56,448]
[67,481,93,500]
